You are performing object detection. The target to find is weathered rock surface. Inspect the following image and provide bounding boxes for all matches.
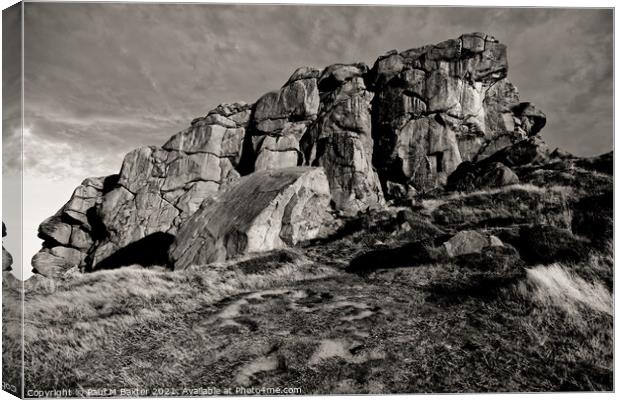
[32,176,114,277]
[2,222,13,271]
[251,68,320,172]
[33,104,252,273]
[440,230,503,258]
[169,167,332,269]
[33,33,568,274]
[368,33,544,193]
[301,63,385,214]
[447,161,519,191]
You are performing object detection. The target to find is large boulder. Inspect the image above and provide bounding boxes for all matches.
[169,167,332,270]
[433,245,526,294]
[32,247,84,278]
[369,33,544,194]
[511,102,546,136]
[484,136,551,168]
[250,65,384,215]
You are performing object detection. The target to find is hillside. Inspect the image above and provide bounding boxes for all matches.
[2,32,614,395]
[3,209,613,393]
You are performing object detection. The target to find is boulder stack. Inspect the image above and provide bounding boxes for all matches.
[32,33,559,275]
[368,33,545,192]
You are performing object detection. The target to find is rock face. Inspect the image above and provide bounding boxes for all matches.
[169,167,332,270]
[91,102,251,267]
[252,67,320,172]
[32,104,252,275]
[2,222,13,271]
[301,63,385,214]
[368,33,545,192]
[33,33,557,273]
[32,176,114,277]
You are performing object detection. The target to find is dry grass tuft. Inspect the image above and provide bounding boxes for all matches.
[521,264,612,316]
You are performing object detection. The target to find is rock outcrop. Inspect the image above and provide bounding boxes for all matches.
[251,67,320,171]
[32,176,114,277]
[169,167,332,270]
[91,102,251,267]
[368,33,545,192]
[33,33,558,274]
[301,63,385,214]
[33,104,252,275]
[2,222,13,271]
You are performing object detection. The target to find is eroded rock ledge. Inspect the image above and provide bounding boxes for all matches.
[33,33,551,276]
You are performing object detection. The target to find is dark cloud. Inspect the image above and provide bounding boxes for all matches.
[13,4,613,182]
[2,2,22,173]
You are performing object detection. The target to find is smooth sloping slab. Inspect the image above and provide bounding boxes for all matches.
[169,167,332,270]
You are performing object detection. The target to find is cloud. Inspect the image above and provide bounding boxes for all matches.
[11,3,613,186]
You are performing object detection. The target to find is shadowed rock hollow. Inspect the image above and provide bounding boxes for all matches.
[34,32,607,278]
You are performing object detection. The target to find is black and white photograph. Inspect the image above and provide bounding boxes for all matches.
[0,1,615,397]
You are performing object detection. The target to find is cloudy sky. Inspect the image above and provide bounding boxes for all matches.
[1,3,614,274]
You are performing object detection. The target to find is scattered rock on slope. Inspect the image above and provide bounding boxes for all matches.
[445,136,550,192]
[447,161,519,191]
[169,167,332,270]
[440,230,503,258]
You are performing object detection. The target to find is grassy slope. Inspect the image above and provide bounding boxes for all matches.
[2,232,613,395]
[2,178,614,395]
